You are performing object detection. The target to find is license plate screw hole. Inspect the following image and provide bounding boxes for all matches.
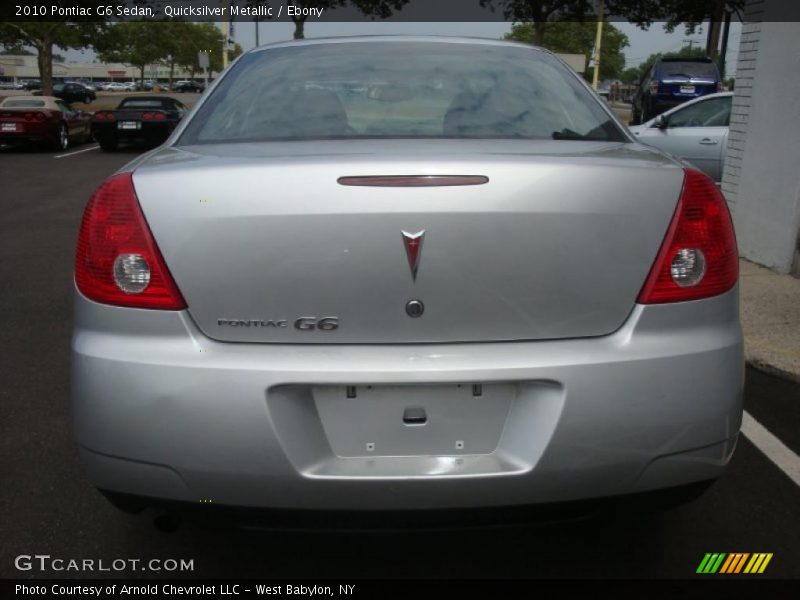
[366,442,375,452]
[455,440,465,450]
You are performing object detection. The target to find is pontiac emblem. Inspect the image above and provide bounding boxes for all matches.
[401,230,425,281]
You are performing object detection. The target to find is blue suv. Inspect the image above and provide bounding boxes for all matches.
[632,57,722,124]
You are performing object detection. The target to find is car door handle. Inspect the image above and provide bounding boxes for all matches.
[699,138,718,145]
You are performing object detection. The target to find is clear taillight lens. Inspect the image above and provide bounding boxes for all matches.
[75,172,186,310]
[638,169,738,304]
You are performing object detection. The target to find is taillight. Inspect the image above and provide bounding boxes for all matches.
[75,172,186,310]
[94,111,115,121]
[649,80,660,94]
[142,112,153,120]
[637,169,738,304]
[24,112,34,121]
[33,112,46,122]
[153,112,166,121]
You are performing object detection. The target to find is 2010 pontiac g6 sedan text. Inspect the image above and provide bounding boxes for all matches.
[71,37,743,515]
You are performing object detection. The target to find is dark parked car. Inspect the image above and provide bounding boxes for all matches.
[21,79,41,91]
[173,80,204,93]
[0,95,92,151]
[34,82,96,104]
[91,95,187,151]
[631,57,721,124]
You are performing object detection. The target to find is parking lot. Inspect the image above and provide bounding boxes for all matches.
[1,141,799,580]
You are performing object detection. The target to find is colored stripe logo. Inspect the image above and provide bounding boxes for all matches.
[697,553,773,574]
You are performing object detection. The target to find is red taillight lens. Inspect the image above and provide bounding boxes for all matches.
[24,112,34,121]
[637,169,738,304]
[649,80,660,94]
[142,112,153,120]
[33,112,46,122]
[75,172,186,310]
[153,112,166,121]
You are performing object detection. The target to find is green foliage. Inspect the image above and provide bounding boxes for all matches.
[95,22,170,84]
[285,1,409,39]
[505,21,630,80]
[0,16,106,94]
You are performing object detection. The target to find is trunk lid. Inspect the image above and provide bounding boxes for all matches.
[132,140,683,344]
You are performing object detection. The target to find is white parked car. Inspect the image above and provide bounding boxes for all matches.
[102,82,129,92]
[628,92,733,183]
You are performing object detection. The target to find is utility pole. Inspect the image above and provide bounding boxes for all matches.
[222,1,231,70]
[592,0,604,90]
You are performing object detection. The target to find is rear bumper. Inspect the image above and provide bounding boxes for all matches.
[92,123,172,143]
[72,286,743,511]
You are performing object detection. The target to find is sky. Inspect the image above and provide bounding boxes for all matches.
[63,20,742,75]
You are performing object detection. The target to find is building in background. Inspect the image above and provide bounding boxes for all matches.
[722,3,800,276]
[0,54,195,83]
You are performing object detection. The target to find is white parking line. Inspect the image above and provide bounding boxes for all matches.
[742,410,800,487]
[54,145,99,159]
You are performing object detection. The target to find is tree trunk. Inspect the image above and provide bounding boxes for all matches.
[37,40,54,96]
[139,65,145,88]
[533,21,547,47]
[169,59,175,86]
[292,17,306,40]
[706,0,726,60]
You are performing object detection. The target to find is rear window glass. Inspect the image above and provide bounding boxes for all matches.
[658,61,719,78]
[2,99,45,107]
[119,99,168,108]
[179,42,625,144]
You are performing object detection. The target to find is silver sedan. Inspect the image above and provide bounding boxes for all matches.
[72,37,742,517]
[628,92,733,183]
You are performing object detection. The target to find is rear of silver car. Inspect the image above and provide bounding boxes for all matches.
[71,38,742,514]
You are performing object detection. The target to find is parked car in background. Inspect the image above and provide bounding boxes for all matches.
[101,82,129,92]
[21,79,41,91]
[629,92,732,183]
[91,95,187,151]
[0,95,92,150]
[173,80,204,93]
[631,57,722,125]
[35,82,96,104]
[72,37,741,519]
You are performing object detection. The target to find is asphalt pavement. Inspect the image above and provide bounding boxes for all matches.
[1,144,799,580]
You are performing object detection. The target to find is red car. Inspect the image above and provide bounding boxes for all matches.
[0,95,92,151]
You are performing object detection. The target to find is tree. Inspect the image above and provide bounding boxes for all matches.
[485,0,745,51]
[285,1,409,40]
[0,18,104,94]
[95,22,169,87]
[505,20,629,81]
[483,1,616,46]
[620,66,639,84]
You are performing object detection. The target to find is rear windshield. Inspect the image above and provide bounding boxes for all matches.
[119,99,168,108]
[658,61,719,79]
[2,99,45,107]
[179,42,625,144]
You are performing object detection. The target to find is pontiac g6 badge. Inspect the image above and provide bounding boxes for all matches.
[402,230,425,281]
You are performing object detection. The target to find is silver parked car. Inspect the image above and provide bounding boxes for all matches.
[628,92,733,183]
[72,37,742,516]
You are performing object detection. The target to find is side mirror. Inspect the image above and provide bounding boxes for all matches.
[655,114,669,130]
